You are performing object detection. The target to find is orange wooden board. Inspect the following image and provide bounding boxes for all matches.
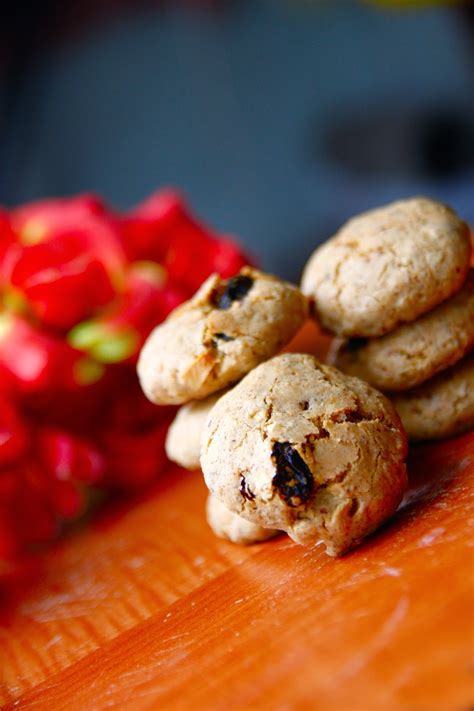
[1,322,473,711]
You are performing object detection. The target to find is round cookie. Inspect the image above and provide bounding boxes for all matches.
[201,353,408,557]
[165,390,228,470]
[301,197,471,337]
[391,355,474,441]
[138,267,308,405]
[329,269,474,392]
[206,495,279,545]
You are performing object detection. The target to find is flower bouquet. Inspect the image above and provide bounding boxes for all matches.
[0,190,249,573]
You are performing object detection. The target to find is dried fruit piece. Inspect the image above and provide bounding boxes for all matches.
[346,338,368,352]
[215,275,254,310]
[271,441,314,507]
[240,476,256,501]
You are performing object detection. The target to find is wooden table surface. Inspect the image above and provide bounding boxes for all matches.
[1,321,473,711]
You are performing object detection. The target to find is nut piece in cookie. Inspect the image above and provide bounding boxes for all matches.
[166,389,229,470]
[330,269,474,392]
[301,197,471,337]
[391,355,474,441]
[137,267,308,405]
[201,353,408,557]
[206,494,279,545]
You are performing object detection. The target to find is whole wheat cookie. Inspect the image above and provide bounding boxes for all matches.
[301,197,471,337]
[165,390,229,470]
[201,353,408,557]
[329,269,474,391]
[391,355,474,441]
[138,267,308,405]
[206,495,278,544]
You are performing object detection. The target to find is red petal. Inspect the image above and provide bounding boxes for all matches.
[38,429,76,481]
[109,264,187,340]
[11,194,108,237]
[22,256,116,329]
[0,314,83,394]
[120,190,185,261]
[0,399,28,467]
[10,196,127,295]
[102,420,169,490]
[51,480,83,519]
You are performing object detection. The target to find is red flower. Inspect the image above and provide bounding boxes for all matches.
[0,501,21,559]
[101,375,174,490]
[0,188,252,566]
[3,195,127,329]
[122,189,251,292]
[120,189,185,263]
[11,194,107,241]
[0,427,106,561]
[102,421,169,491]
[165,230,249,293]
[0,210,14,266]
[105,371,175,431]
[10,194,126,276]
[3,235,117,329]
[38,428,106,486]
[0,311,104,395]
[0,398,28,468]
[68,262,187,363]
[166,230,249,293]
[13,461,59,546]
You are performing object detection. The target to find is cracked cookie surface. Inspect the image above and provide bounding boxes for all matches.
[330,270,474,391]
[301,197,471,337]
[201,353,408,557]
[391,354,474,441]
[138,267,308,405]
[206,494,278,544]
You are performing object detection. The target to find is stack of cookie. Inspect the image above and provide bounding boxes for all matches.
[301,197,474,441]
[138,267,408,556]
[138,267,307,545]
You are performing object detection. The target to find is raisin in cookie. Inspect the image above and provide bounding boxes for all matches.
[201,353,408,557]
[329,269,474,392]
[206,494,278,545]
[138,268,308,405]
[301,197,471,337]
[391,355,474,441]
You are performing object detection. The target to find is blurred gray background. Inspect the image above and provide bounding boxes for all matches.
[1,0,473,279]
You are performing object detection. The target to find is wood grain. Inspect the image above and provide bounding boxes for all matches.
[1,321,473,711]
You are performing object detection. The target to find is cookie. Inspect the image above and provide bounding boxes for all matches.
[206,494,278,544]
[391,355,474,441]
[301,197,471,337]
[201,353,408,557]
[138,267,308,405]
[329,269,474,392]
[165,390,228,470]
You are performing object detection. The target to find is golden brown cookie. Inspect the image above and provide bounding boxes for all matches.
[201,353,408,557]
[206,495,278,544]
[329,270,474,391]
[165,390,229,470]
[391,355,474,441]
[301,197,471,337]
[138,267,308,405]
